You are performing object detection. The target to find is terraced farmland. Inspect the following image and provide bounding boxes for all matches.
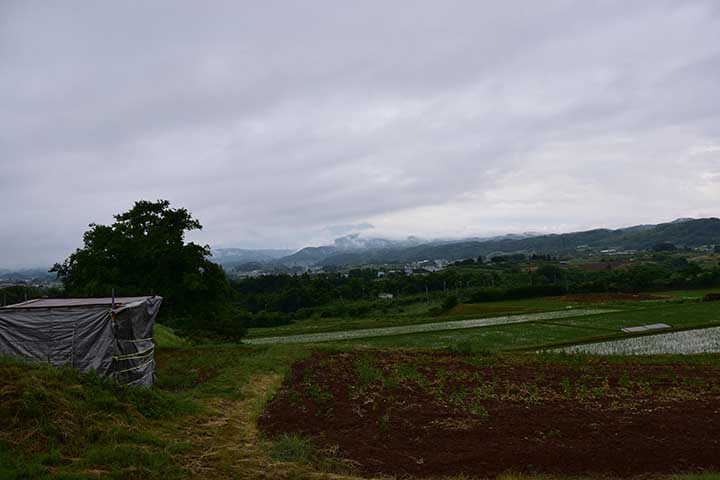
[244,308,615,344]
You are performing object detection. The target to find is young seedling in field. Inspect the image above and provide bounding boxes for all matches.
[469,400,490,418]
[590,377,611,398]
[543,429,562,439]
[560,377,572,397]
[302,369,333,402]
[354,355,384,388]
[391,363,429,386]
[378,408,392,433]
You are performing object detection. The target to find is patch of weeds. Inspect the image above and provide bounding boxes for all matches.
[88,425,164,447]
[38,447,66,467]
[629,379,654,397]
[542,429,562,439]
[83,444,185,480]
[503,382,542,404]
[472,383,496,400]
[287,390,304,407]
[81,371,199,419]
[449,386,470,407]
[618,372,632,389]
[0,443,53,480]
[392,364,428,386]
[378,408,392,433]
[434,367,449,384]
[451,341,494,356]
[672,473,720,480]
[560,377,572,397]
[463,355,499,368]
[272,435,356,476]
[305,383,333,402]
[469,400,490,418]
[271,434,317,464]
[154,349,221,392]
[590,377,611,399]
[354,355,384,388]
[682,376,709,388]
[302,370,333,402]
[573,381,591,401]
[166,441,193,455]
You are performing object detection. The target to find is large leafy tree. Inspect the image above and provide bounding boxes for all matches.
[52,200,243,338]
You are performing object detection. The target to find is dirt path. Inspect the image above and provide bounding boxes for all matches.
[244,309,617,345]
[179,374,368,480]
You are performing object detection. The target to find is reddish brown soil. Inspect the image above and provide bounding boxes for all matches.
[554,293,669,302]
[258,351,720,478]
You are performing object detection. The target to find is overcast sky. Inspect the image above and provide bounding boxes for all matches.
[2,1,720,268]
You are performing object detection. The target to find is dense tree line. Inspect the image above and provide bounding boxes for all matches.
[229,255,720,320]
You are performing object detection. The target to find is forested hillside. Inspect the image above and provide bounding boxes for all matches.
[315,218,720,266]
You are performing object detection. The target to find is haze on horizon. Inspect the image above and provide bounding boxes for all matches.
[2,1,720,268]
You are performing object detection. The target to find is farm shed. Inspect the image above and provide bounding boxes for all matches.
[0,296,162,386]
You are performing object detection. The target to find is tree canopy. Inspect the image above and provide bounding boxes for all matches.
[52,200,243,338]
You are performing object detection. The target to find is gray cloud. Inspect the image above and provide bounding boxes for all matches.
[1,1,720,267]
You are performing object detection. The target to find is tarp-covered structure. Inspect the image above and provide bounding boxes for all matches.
[0,296,162,386]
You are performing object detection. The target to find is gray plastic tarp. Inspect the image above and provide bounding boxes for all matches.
[0,296,162,386]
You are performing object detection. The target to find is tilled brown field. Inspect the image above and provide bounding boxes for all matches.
[258,351,720,478]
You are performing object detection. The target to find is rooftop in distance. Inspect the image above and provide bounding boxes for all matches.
[1,297,156,309]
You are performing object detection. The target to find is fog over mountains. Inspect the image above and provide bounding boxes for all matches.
[212,218,720,270]
[4,218,718,274]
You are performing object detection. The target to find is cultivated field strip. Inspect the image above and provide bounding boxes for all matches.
[244,309,617,345]
[554,325,720,355]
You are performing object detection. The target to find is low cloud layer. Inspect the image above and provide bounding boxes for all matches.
[2,1,719,267]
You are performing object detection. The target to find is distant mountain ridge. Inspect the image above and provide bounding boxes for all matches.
[270,232,548,268]
[291,217,718,268]
[214,218,719,270]
[4,218,717,273]
[210,248,294,268]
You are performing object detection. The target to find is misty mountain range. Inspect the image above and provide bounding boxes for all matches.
[215,217,720,271]
[3,218,718,276]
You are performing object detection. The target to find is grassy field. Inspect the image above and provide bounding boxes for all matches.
[243,296,614,339]
[0,344,313,480]
[338,301,720,351]
[3,341,720,479]
[244,294,675,339]
[245,309,617,345]
[2,288,719,479]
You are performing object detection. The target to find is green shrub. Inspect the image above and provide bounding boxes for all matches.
[442,295,459,310]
